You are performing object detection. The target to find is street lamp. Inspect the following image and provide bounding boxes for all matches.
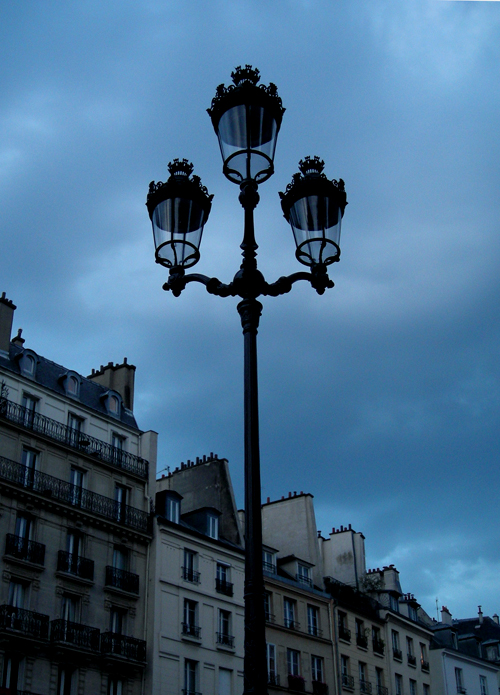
[146,65,347,695]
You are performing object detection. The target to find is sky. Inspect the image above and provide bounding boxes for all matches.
[1,0,499,621]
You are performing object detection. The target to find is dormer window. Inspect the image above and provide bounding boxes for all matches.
[263,550,276,573]
[207,513,219,539]
[109,395,119,413]
[297,563,312,586]
[60,372,81,398]
[102,391,122,418]
[390,594,400,613]
[19,351,37,378]
[166,494,181,524]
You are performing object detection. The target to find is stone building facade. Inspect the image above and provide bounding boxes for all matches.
[0,293,156,695]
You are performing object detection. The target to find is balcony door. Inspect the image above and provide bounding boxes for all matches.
[219,668,231,695]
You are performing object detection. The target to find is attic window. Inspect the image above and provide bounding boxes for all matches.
[109,395,119,414]
[207,513,219,540]
[102,392,122,418]
[20,352,37,377]
[67,376,78,395]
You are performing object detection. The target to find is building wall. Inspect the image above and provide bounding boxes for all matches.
[430,648,499,695]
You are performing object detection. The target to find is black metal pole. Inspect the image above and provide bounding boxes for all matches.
[238,297,268,695]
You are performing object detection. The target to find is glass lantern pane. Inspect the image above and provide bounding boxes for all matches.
[152,197,205,268]
[289,195,342,266]
[217,104,278,183]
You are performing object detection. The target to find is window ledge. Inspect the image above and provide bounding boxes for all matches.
[3,554,45,572]
[103,585,139,600]
[55,570,94,586]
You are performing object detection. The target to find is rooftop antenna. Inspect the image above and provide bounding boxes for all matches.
[436,597,439,621]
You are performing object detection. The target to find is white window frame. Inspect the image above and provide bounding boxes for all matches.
[287,648,300,676]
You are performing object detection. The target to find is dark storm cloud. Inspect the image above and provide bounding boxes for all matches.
[1,0,499,617]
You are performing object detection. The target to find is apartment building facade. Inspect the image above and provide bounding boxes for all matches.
[0,293,156,695]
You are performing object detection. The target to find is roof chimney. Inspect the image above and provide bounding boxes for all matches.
[493,614,499,625]
[0,293,16,353]
[441,606,453,625]
[478,606,483,624]
[87,359,136,410]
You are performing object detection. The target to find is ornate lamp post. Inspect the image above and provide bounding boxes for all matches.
[147,66,347,695]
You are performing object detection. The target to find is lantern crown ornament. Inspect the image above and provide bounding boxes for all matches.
[279,157,347,268]
[146,159,213,270]
[207,66,285,184]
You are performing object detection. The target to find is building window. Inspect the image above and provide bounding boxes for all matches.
[341,655,353,689]
[217,609,233,647]
[112,433,125,463]
[21,447,38,487]
[311,655,324,683]
[113,545,128,571]
[110,607,126,634]
[115,484,128,522]
[61,593,80,623]
[408,604,418,621]
[70,466,85,506]
[183,549,199,583]
[338,611,350,641]
[372,625,384,654]
[219,668,231,695]
[297,563,311,586]
[420,643,429,670]
[109,395,120,414]
[395,674,403,695]
[8,581,26,608]
[184,659,197,695]
[57,667,77,695]
[20,353,36,377]
[455,668,465,694]
[67,413,85,447]
[359,662,368,691]
[2,654,24,692]
[15,513,33,542]
[410,679,417,695]
[392,630,402,659]
[480,675,488,695]
[64,529,83,574]
[108,678,124,695]
[287,648,300,676]
[389,594,400,612]
[376,668,384,690]
[21,394,37,427]
[284,597,296,629]
[423,685,430,695]
[183,599,200,638]
[267,643,277,684]
[307,605,320,636]
[166,495,180,523]
[356,619,367,648]
[407,636,416,665]
[207,513,219,539]
[216,563,233,596]
[262,549,276,572]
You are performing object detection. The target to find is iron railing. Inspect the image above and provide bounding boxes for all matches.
[215,578,233,596]
[105,566,139,593]
[0,398,148,479]
[376,686,389,695]
[262,560,276,573]
[50,619,100,652]
[312,682,328,695]
[0,455,151,534]
[373,638,385,655]
[341,675,354,689]
[216,632,234,648]
[393,648,403,660]
[268,674,280,687]
[308,624,323,637]
[0,605,49,639]
[5,534,45,565]
[101,631,146,662]
[356,634,368,648]
[339,625,351,642]
[421,659,429,671]
[407,654,416,666]
[57,550,94,580]
[265,612,276,623]
[360,681,372,694]
[296,573,313,587]
[288,675,306,692]
[182,566,200,583]
[182,622,201,639]
[284,618,300,630]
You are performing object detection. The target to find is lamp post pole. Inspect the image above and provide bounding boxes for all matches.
[146,66,347,695]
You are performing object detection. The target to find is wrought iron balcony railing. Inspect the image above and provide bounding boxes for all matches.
[0,605,49,640]
[0,455,151,534]
[376,686,388,695]
[339,625,351,642]
[296,573,313,586]
[284,618,300,630]
[312,681,328,695]
[393,647,403,660]
[373,638,385,655]
[216,632,235,648]
[5,534,45,565]
[265,612,276,623]
[407,653,416,666]
[50,619,100,652]
[421,659,430,671]
[105,566,139,594]
[101,631,146,662]
[262,560,276,573]
[182,622,201,639]
[356,634,368,648]
[287,675,306,692]
[57,550,94,580]
[360,681,372,694]
[182,566,200,583]
[456,687,466,694]
[308,624,323,637]
[215,578,234,596]
[0,398,148,479]
[341,675,354,690]
[268,673,280,687]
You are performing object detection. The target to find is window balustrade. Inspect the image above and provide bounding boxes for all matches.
[0,455,151,534]
[50,619,100,652]
[5,533,45,565]
[0,605,49,639]
[216,632,235,648]
[57,550,94,580]
[105,566,139,594]
[372,638,385,655]
[215,577,234,596]
[312,682,328,695]
[339,625,351,642]
[342,675,354,689]
[360,681,372,694]
[376,687,388,695]
[101,631,146,661]
[0,398,148,478]
[182,622,201,639]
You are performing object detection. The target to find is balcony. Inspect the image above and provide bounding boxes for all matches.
[101,631,146,662]
[182,622,201,639]
[105,566,139,594]
[360,681,372,694]
[216,632,235,648]
[421,659,430,672]
[308,624,323,637]
[5,534,45,566]
[0,398,148,479]
[341,674,354,690]
[393,647,403,661]
[296,573,313,587]
[284,618,300,631]
[57,550,94,581]
[407,653,416,666]
[182,566,200,583]
[268,674,280,687]
[263,560,276,573]
[356,634,368,649]
[265,612,276,624]
[0,605,49,640]
[339,625,351,642]
[288,675,306,692]
[215,578,233,596]
[0,455,151,534]
[376,687,388,695]
[50,619,100,652]
[373,638,385,655]
[312,682,328,695]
